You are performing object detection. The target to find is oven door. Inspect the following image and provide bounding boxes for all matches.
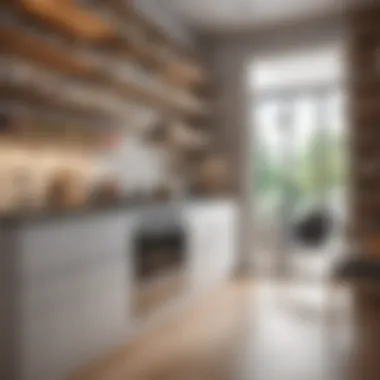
[132,207,187,318]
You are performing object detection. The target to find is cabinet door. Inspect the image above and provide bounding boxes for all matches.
[21,262,128,380]
[212,205,237,283]
[18,214,134,380]
[187,202,237,293]
[187,206,210,293]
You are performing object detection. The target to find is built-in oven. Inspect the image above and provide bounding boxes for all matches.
[132,207,187,318]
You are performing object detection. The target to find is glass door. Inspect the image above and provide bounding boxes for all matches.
[251,90,346,278]
[252,98,293,275]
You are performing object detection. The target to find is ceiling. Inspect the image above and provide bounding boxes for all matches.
[163,0,365,32]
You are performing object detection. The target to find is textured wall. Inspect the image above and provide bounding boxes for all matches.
[133,0,196,48]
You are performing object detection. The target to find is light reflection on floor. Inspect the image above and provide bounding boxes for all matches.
[237,279,355,380]
[73,278,380,380]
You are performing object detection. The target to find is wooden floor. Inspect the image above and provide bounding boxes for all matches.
[70,279,380,380]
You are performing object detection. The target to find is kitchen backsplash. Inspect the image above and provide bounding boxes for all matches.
[98,134,170,195]
[0,131,170,213]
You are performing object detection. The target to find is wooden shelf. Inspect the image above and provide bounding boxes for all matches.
[0,26,100,79]
[167,122,210,150]
[0,25,207,118]
[162,60,208,88]
[87,1,208,87]
[0,0,211,134]
[104,0,200,58]
[0,56,128,115]
[0,100,108,128]
[12,0,208,87]
[0,83,114,123]
[2,2,210,119]
[16,0,117,43]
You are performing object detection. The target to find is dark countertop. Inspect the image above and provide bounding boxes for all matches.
[0,196,234,228]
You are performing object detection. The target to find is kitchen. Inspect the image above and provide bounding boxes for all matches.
[0,1,237,379]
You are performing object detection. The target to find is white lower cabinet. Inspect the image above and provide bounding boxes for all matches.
[18,215,134,380]
[1,202,237,380]
[187,201,237,293]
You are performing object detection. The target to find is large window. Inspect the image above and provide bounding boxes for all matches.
[248,44,347,274]
[254,91,346,218]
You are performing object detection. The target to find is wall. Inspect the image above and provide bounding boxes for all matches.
[348,4,380,256]
[201,15,347,273]
[100,134,169,194]
[0,142,95,212]
[0,133,169,213]
[133,0,197,48]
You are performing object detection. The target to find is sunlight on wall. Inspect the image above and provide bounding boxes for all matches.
[249,44,346,92]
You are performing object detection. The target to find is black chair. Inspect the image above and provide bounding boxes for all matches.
[292,208,332,248]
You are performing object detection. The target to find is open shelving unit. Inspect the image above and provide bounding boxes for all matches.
[0,0,220,205]
[81,0,208,86]
[1,0,211,128]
